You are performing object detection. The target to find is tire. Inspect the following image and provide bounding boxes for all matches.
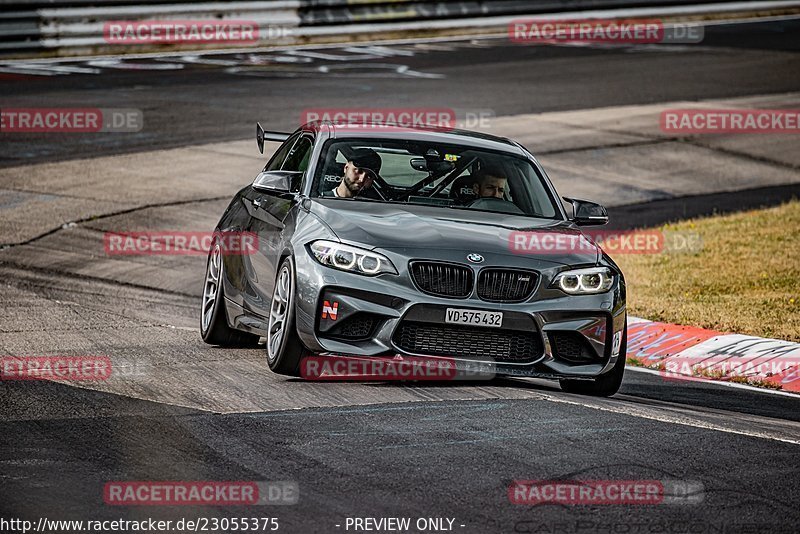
[266,256,307,376]
[559,325,627,397]
[200,241,260,347]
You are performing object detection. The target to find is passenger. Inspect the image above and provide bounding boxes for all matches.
[472,164,507,199]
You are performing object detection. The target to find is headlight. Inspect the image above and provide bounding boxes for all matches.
[309,240,397,276]
[552,267,614,295]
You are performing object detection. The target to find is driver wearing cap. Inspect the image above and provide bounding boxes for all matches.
[324,148,382,198]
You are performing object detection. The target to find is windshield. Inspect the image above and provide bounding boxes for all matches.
[312,138,561,219]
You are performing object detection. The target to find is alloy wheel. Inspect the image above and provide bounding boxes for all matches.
[268,263,292,362]
[201,244,221,333]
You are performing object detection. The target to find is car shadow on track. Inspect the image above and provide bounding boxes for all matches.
[285,369,800,423]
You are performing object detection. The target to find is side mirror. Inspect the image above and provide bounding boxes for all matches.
[253,171,302,193]
[563,197,609,226]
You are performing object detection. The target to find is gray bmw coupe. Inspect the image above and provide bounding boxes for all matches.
[201,121,627,396]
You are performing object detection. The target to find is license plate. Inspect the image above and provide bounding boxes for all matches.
[445,308,503,328]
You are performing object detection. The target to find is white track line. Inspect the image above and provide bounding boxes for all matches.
[536,390,800,445]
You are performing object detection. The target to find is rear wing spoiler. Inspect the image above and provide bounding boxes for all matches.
[256,122,291,154]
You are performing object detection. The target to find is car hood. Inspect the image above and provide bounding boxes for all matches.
[309,199,599,266]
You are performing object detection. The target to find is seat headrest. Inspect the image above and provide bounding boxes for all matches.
[449,174,479,203]
[319,161,345,194]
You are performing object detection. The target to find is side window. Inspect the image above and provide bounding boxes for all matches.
[264,133,301,172]
[282,136,314,173]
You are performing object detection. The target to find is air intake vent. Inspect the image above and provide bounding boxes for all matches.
[394,321,543,363]
[549,332,597,362]
[326,313,378,340]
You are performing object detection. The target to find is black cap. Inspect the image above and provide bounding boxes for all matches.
[349,148,382,178]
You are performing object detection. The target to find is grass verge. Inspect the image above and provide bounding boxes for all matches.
[614,199,800,342]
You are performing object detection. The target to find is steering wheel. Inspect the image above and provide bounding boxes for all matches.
[466,197,525,215]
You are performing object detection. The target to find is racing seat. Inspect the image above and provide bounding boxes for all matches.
[318,161,345,196]
[448,174,479,205]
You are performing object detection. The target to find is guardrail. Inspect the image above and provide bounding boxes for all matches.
[0,0,782,57]
[297,0,734,25]
[2,1,301,55]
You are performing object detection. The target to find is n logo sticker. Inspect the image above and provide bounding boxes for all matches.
[321,300,338,320]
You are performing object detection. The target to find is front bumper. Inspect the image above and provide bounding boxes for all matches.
[293,247,626,379]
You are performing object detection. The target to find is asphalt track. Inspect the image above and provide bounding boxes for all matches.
[1,17,800,534]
